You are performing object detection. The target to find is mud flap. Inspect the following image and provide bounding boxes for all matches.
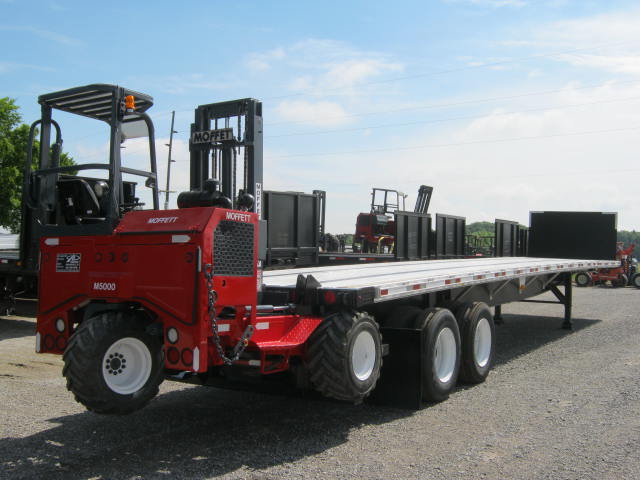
[368,327,423,410]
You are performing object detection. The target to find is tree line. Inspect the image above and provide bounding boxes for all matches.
[0,97,74,232]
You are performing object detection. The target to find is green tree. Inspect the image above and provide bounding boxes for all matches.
[0,97,73,233]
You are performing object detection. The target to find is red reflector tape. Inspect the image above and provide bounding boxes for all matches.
[445,279,452,285]
[380,289,389,296]
[412,284,421,290]
[455,278,461,283]
[475,274,485,280]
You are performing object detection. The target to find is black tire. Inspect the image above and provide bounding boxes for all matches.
[414,308,461,403]
[306,311,382,403]
[63,310,164,414]
[383,305,422,328]
[455,302,495,384]
[632,273,640,289]
[612,274,628,288]
[574,272,591,287]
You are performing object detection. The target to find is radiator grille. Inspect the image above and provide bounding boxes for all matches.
[213,221,254,276]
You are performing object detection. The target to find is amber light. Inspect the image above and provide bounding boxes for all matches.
[125,95,135,111]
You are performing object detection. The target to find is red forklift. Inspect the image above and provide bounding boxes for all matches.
[575,242,639,288]
[354,185,433,253]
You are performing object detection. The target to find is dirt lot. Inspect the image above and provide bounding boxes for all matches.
[1,286,639,480]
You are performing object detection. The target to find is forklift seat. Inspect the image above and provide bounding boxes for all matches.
[57,178,107,225]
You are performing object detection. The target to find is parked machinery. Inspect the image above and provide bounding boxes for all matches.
[33,93,621,415]
[354,185,433,253]
[0,84,159,314]
[575,242,638,288]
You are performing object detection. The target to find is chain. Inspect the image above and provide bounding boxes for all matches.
[204,264,254,366]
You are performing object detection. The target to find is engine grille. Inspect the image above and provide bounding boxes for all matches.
[213,220,254,276]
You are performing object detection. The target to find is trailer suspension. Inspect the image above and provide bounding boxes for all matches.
[204,264,254,365]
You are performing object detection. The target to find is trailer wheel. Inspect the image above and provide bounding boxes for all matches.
[63,310,163,414]
[414,308,461,402]
[306,311,382,403]
[632,273,640,288]
[612,274,628,288]
[574,272,591,287]
[456,302,495,384]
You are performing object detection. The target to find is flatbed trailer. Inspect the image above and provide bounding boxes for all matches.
[264,256,614,310]
[35,204,620,413]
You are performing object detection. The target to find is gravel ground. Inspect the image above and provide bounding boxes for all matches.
[1,286,639,480]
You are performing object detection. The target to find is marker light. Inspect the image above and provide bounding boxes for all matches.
[166,327,179,344]
[55,318,66,333]
[125,95,135,111]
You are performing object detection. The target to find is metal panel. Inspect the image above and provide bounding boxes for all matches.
[394,212,431,261]
[529,211,617,260]
[262,190,320,267]
[435,214,466,258]
[495,219,519,257]
[263,256,619,304]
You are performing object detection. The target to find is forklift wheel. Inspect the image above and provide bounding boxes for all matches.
[63,310,163,414]
[574,272,591,287]
[612,275,628,288]
[631,273,640,288]
[306,311,382,403]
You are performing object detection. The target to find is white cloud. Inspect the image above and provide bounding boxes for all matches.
[0,62,53,74]
[248,38,403,94]
[554,53,640,76]
[322,59,403,90]
[274,100,352,127]
[509,8,640,76]
[246,47,285,72]
[0,25,82,46]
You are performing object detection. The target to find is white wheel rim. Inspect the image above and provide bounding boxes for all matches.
[474,317,492,368]
[434,327,457,383]
[351,330,376,381]
[102,337,152,395]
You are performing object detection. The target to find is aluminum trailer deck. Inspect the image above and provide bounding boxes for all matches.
[264,256,617,302]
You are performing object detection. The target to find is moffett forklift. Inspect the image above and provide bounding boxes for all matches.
[354,185,433,253]
[575,242,639,288]
[0,84,159,314]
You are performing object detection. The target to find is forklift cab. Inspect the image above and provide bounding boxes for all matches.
[370,188,406,215]
[20,84,159,273]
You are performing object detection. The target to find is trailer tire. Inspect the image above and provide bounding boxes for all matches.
[414,308,461,403]
[306,311,382,403]
[63,310,163,414]
[574,272,591,287]
[456,302,495,384]
[632,273,640,288]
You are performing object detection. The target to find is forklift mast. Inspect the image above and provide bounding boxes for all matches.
[19,84,159,272]
[189,99,263,216]
[414,185,433,214]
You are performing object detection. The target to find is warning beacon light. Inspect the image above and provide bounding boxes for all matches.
[125,95,136,112]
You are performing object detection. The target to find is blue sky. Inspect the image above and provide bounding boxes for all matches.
[2,0,640,232]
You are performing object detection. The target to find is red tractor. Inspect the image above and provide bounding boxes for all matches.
[575,242,639,288]
[354,186,432,254]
